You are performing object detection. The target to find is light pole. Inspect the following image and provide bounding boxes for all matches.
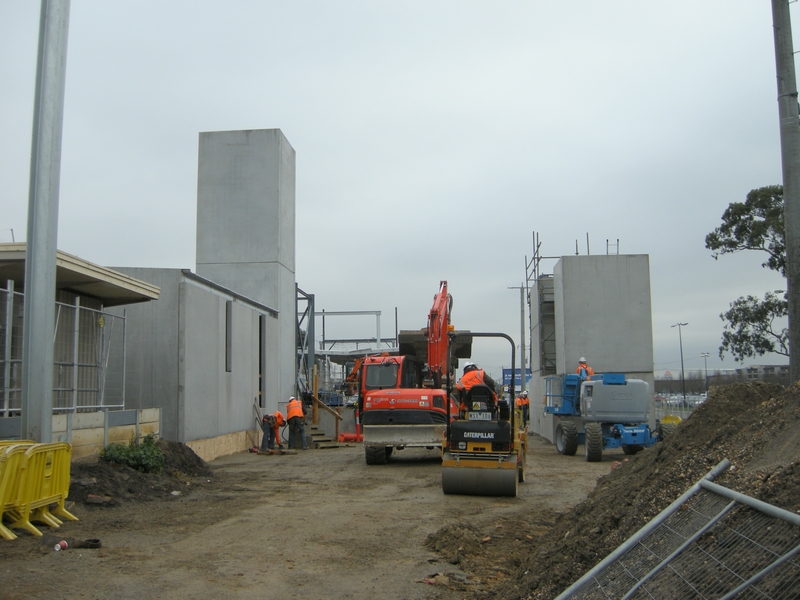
[671,323,688,402]
[701,352,710,393]
[508,285,526,393]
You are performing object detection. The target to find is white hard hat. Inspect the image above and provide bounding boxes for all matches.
[464,362,477,373]
[579,357,586,363]
[289,396,296,401]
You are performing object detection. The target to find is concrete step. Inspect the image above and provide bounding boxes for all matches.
[306,426,340,449]
[314,441,343,449]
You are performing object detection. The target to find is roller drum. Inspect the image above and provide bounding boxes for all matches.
[441,465,518,497]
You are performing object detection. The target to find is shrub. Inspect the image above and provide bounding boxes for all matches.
[100,434,165,474]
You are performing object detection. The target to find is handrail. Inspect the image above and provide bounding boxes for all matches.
[309,394,343,421]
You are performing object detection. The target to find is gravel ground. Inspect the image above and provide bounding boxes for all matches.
[2,381,796,599]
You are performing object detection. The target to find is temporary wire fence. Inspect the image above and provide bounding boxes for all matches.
[557,459,800,599]
[1,285,126,417]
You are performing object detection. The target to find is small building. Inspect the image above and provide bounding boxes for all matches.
[106,128,297,460]
[736,364,789,383]
[0,243,160,452]
[106,268,278,460]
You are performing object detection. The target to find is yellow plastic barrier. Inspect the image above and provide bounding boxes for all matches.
[8,442,77,537]
[0,444,32,540]
[0,440,34,446]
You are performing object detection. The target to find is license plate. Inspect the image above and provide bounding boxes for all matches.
[468,411,492,421]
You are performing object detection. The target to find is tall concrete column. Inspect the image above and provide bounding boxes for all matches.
[196,129,296,409]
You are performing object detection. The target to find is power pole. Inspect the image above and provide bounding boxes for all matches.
[672,323,688,402]
[772,0,800,384]
[21,0,71,442]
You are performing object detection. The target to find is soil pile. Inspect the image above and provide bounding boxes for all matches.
[68,439,212,505]
[451,382,800,599]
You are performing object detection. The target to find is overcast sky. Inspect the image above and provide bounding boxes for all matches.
[1,2,794,381]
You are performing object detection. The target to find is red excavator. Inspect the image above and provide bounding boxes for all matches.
[358,281,470,464]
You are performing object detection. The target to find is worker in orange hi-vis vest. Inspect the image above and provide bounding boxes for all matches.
[455,363,498,414]
[576,357,595,379]
[515,390,530,427]
[286,396,308,450]
[260,410,285,451]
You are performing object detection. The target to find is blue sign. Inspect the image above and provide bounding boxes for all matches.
[502,368,532,387]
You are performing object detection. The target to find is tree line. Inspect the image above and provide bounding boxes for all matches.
[705,185,788,362]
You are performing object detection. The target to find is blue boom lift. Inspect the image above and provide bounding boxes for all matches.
[544,373,673,462]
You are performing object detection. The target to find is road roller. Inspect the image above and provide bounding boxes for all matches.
[441,332,526,497]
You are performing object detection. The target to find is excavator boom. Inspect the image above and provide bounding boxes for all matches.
[427,280,453,387]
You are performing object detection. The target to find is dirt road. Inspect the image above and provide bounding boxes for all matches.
[0,435,623,599]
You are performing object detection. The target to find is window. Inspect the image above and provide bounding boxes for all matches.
[364,362,399,389]
[258,314,266,400]
[225,301,232,373]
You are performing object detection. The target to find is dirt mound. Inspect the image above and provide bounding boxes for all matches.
[447,381,800,600]
[157,438,212,478]
[68,439,212,506]
[425,521,486,564]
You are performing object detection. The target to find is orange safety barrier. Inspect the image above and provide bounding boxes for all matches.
[1,442,78,539]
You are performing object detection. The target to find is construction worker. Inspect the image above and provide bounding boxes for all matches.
[286,396,309,450]
[260,410,285,451]
[455,363,498,413]
[576,357,595,379]
[515,390,529,427]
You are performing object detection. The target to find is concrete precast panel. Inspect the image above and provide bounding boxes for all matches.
[555,255,654,376]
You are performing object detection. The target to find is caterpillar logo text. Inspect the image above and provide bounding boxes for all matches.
[464,432,495,439]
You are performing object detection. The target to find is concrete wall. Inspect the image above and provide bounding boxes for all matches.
[180,279,262,441]
[554,254,654,376]
[112,269,183,439]
[50,408,160,460]
[530,255,655,442]
[109,268,279,451]
[196,129,296,411]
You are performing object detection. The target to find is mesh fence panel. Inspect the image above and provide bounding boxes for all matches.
[566,485,800,600]
[1,287,125,416]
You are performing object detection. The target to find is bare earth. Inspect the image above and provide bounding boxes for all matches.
[0,435,619,600]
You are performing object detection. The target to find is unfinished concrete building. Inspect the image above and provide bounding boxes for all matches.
[111,129,296,460]
[528,254,655,441]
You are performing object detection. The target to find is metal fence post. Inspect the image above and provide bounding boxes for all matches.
[3,281,14,418]
[71,296,80,411]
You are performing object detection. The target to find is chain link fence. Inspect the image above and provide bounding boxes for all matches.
[1,285,126,417]
[558,460,800,599]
